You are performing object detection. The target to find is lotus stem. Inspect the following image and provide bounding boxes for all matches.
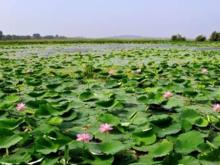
[64,145,69,165]
[6,148,9,156]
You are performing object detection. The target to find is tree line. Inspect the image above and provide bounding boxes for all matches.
[0,31,66,40]
[0,30,220,41]
[171,31,220,41]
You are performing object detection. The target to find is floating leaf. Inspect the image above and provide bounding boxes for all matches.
[149,114,172,126]
[0,129,23,149]
[148,139,173,158]
[0,150,31,164]
[179,156,200,165]
[154,122,181,138]
[0,118,23,130]
[175,131,204,154]
[35,137,60,155]
[98,113,120,125]
[90,141,127,155]
[79,91,95,101]
[96,99,115,107]
[132,130,156,146]
[48,117,63,126]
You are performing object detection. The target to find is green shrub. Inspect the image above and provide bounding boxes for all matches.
[0,31,3,40]
[209,31,220,41]
[195,35,206,42]
[171,34,186,41]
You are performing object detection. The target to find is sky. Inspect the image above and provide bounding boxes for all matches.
[0,0,220,38]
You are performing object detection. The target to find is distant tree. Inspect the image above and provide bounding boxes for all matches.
[44,35,54,39]
[195,35,206,42]
[24,35,32,39]
[16,35,32,40]
[0,31,67,40]
[209,31,220,41]
[32,33,41,39]
[4,35,12,40]
[171,34,186,41]
[58,36,66,39]
[0,31,3,40]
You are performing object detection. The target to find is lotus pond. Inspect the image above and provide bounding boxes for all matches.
[1,43,220,164]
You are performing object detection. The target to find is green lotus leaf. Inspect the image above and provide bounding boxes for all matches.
[3,94,20,104]
[35,137,60,155]
[212,134,220,148]
[48,116,63,126]
[68,140,84,150]
[0,128,23,149]
[104,79,121,89]
[153,122,181,138]
[183,88,198,97]
[0,91,5,98]
[90,141,127,155]
[137,93,163,105]
[175,131,204,154]
[199,148,220,165]
[132,130,156,145]
[26,77,42,86]
[28,90,45,97]
[41,158,59,165]
[2,87,17,93]
[180,109,201,124]
[96,99,115,107]
[137,96,148,104]
[195,117,209,127]
[0,118,23,130]
[84,156,114,165]
[178,156,200,165]
[131,112,150,125]
[43,90,60,98]
[35,103,53,117]
[79,91,96,101]
[0,150,31,164]
[111,74,126,79]
[35,103,62,117]
[132,154,161,165]
[61,110,78,121]
[165,96,187,108]
[98,113,120,125]
[46,80,62,89]
[148,139,173,158]
[149,114,172,126]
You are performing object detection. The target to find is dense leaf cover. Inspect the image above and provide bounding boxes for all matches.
[0,45,220,164]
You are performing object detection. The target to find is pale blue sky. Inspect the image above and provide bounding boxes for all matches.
[0,0,219,38]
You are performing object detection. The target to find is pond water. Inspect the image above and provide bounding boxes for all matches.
[0,43,220,58]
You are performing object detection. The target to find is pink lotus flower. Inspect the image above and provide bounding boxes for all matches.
[76,133,92,143]
[26,69,33,73]
[201,68,208,74]
[99,123,113,133]
[16,103,26,111]
[136,69,142,74]
[163,91,173,99]
[108,69,116,75]
[213,104,220,112]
